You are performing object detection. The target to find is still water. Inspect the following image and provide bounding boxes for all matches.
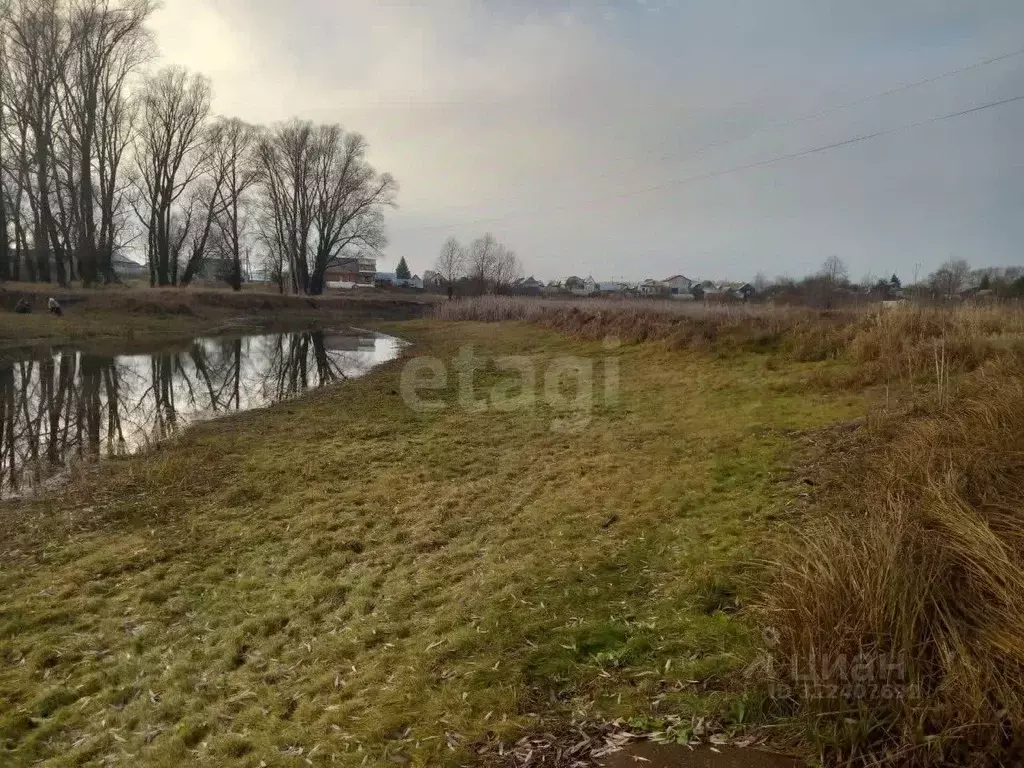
[0,328,403,498]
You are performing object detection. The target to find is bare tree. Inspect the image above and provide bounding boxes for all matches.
[256,119,314,293]
[93,51,138,280]
[467,233,498,294]
[256,119,396,295]
[306,126,396,294]
[929,258,971,299]
[132,66,211,286]
[0,24,10,282]
[206,117,261,290]
[463,233,520,294]
[820,255,848,286]
[173,177,226,285]
[434,236,464,289]
[2,0,74,284]
[61,0,153,284]
[492,246,521,292]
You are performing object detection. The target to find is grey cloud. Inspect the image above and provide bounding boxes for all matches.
[151,0,1024,281]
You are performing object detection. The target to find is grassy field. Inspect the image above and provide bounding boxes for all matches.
[434,298,1024,767]
[0,318,873,766]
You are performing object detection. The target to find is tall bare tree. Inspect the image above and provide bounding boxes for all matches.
[464,233,520,293]
[132,66,211,286]
[434,236,464,292]
[306,126,395,294]
[256,119,396,295]
[207,117,260,290]
[929,258,971,299]
[2,0,74,284]
[62,0,153,284]
[467,233,498,294]
[820,255,849,287]
[492,246,521,292]
[256,119,314,293]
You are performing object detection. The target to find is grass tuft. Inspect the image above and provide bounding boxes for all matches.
[757,357,1024,765]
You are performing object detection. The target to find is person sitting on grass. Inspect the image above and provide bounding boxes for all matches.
[47,297,62,316]
[14,297,30,314]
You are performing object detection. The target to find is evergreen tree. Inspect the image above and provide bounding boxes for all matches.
[889,273,901,291]
[396,257,411,280]
[980,273,992,290]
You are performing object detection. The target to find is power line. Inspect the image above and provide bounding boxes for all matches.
[392,92,1024,234]
[404,44,1024,220]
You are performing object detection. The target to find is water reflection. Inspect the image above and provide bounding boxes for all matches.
[0,329,401,498]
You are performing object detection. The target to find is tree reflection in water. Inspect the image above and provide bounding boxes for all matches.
[0,329,399,497]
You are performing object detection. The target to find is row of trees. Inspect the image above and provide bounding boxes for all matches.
[758,257,1024,306]
[434,233,521,294]
[0,0,396,293]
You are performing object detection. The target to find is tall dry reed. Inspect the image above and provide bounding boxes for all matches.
[758,359,1024,765]
[434,296,1024,384]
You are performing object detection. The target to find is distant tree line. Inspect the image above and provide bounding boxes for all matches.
[432,233,521,296]
[0,0,396,294]
[759,257,1024,307]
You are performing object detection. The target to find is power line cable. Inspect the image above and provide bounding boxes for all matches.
[393,92,1024,234]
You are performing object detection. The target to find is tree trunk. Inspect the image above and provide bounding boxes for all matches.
[0,190,9,282]
[78,98,99,285]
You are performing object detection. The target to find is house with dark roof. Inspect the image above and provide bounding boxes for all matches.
[112,254,146,280]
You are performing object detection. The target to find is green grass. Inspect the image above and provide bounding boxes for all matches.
[0,320,869,766]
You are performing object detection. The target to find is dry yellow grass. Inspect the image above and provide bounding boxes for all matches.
[435,296,1024,384]
[757,357,1024,766]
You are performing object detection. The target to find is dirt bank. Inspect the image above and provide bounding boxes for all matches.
[0,283,436,353]
[598,744,799,768]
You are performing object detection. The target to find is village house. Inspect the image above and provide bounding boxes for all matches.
[662,274,694,296]
[375,272,423,289]
[512,276,544,295]
[543,280,564,295]
[324,255,377,287]
[638,278,669,296]
[112,254,146,280]
[698,281,756,301]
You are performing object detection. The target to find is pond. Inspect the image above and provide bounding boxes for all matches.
[0,328,404,499]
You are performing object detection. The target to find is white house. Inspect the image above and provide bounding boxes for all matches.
[662,275,694,296]
[597,282,625,294]
[570,276,598,295]
[638,279,668,296]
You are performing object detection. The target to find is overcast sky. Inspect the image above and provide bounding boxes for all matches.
[150,0,1024,283]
